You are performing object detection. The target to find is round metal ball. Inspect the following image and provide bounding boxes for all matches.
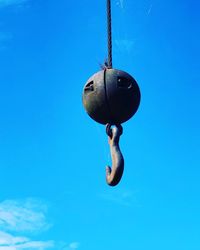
[82,68,141,125]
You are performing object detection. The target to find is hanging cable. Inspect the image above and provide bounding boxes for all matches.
[107,0,112,68]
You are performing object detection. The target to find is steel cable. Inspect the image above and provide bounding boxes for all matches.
[107,0,112,68]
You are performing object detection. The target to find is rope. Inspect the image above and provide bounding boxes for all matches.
[107,0,112,68]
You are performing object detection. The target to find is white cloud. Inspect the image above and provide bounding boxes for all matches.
[0,199,54,250]
[69,242,80,250]
[0,231,54,249]
[0,231,27,245]
[16,240,54,249]
[0,0,27,7]
[0,199,51,233]
[0,231,54,250]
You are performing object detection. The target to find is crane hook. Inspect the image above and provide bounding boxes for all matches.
[106,124,124,186]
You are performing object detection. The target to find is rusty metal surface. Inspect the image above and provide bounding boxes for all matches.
[106,124,124,186]
[82,68,141,125]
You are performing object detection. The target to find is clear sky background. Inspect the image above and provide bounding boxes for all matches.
[0,0,199,249]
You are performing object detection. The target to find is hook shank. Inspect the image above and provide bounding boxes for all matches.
[106,124,124,186]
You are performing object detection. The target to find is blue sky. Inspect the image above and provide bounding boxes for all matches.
[0,0,199,249]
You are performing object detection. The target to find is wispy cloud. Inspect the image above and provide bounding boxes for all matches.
[114,39,135,54]
[68,242,80,250]
[0,231,54,249]
[0,0,28,7]
[0,0,29,49]
[0,198,51,233]
[147,4,153,16]
[99,189,141,207]
[116,0,124,9]
[0,231,27,245]
[61,241,80,250]
[0,199,54,250]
